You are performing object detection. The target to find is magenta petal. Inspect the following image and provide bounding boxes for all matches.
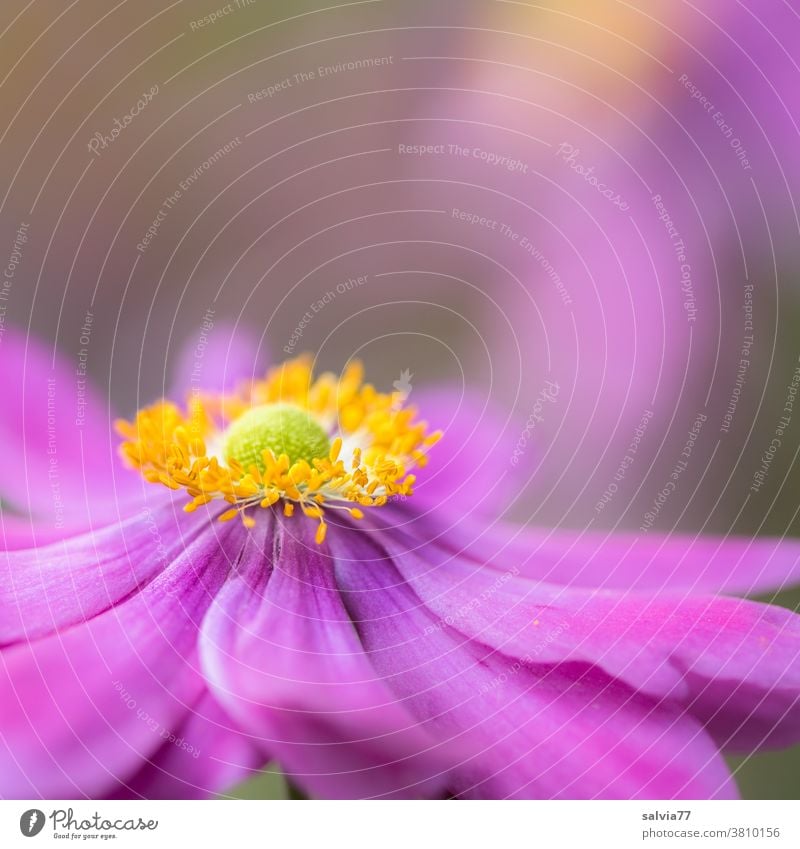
[1,514,70,552]
[424,509,800,596]
[111,692,264,799]
[199,516,453,799]
[0,327,141,524]
[331,532,736,799]
[0,521,244,798]
[411,388,527,518]
[1,499,206,644]
[170,321,266,397]
[371,527,800,754]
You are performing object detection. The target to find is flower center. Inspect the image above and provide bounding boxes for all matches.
[116,354,442,543]
[222,403,331,472]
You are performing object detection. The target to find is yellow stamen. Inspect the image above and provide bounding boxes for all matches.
[116,354,440,544]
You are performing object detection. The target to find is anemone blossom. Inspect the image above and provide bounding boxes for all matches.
[2,328,800,800]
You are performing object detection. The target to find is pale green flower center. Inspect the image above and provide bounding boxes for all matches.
[222,403,331,472]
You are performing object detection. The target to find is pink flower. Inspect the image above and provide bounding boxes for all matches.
[2,326,799,799]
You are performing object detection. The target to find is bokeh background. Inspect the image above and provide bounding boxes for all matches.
[1,0,799,798]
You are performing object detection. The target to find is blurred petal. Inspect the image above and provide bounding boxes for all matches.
[332,531,735,799]
[200,515,452,799]
[418,508,800,596]
[1,513,71,552]
[170,321,267,398]
[401,387,529,519]
[1,498,204,644]
[111,692,264,800]
[371,525,800,754]
[0,327,141,525]
[0,521,243,798]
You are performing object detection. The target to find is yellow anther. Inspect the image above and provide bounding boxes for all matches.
[189,437,206,456]
[158,473,181,490]
[289,460,312,483]
[117,354,441,544]
[340,404,364,432]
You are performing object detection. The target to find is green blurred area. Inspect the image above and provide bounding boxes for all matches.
[729,746,800,800]
[730,585,800,800]
[225,763,290,800]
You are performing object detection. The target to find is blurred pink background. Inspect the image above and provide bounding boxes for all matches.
[2,0,799,547]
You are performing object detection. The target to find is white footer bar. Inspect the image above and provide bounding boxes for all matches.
[2,800,797,848]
